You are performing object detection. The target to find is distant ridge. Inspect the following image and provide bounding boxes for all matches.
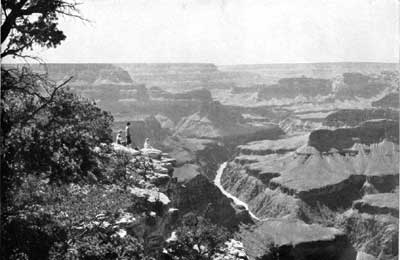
[3,61,397,66]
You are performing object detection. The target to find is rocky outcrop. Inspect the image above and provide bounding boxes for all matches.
[267,140,398,206]
[219,63,398,85]
[334,72,389,99]
[162,136,229,180]
[338,210,398,260]
[309,120,399,152]
[353,193,399,217]
[324,109,399,128]
[238,134,308,155]
[239,218,354,260]
[108,141,251,253]
[174,101,284,145]
[220,162,301,219]
[372,92,400,109]
[113,115,170,147]
[279,117,322,135]
[257,77,332,100]
[149,87,212,102]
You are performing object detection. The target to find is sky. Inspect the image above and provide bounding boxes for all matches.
[5,0,399,64]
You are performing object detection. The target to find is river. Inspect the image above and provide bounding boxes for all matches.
[214,162,261,221]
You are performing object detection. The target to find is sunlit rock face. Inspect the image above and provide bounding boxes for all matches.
[240,218,354,260]
[353,192,399,217]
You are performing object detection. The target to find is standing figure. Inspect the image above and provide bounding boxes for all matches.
[125,122,132,147]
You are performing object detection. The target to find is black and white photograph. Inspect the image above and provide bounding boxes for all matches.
[1,0,399,259]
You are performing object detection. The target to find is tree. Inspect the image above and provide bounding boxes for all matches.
[1,67,114,190]
[1,0,84,58]
[1,0,88,201]
[164,214,231,260]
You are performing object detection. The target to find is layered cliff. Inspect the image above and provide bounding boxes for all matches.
[174,101,284,146]
[372,92,400,109]
[219,125,399,259]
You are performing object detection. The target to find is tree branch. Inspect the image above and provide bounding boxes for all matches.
[1,0,28,43]
[19,76,73,126]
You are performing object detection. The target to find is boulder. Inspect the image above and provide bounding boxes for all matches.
[112,143,141,156]
[141,148,162,159]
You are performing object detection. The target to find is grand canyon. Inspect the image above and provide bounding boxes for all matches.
[27,62,399,260]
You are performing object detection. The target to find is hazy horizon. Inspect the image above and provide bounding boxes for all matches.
[5,61,399,66]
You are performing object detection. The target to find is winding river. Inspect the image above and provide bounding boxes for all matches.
[214,162,261,221]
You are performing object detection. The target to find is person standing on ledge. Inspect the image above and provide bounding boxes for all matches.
[125,122,132,147]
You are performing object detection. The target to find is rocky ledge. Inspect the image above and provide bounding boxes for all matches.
[237,134,308,156]
[239,218,353,260]
[338,209,398,260]
[353,192,399,217]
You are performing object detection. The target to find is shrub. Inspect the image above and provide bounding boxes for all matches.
[164,214,231,260]
[2,67,114,196]
[2,179,155,260]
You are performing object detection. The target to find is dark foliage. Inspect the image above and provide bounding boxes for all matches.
[1,67,114,189]
[164,214,231,260]
[1,0,83,58]
[1,175,152,260]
